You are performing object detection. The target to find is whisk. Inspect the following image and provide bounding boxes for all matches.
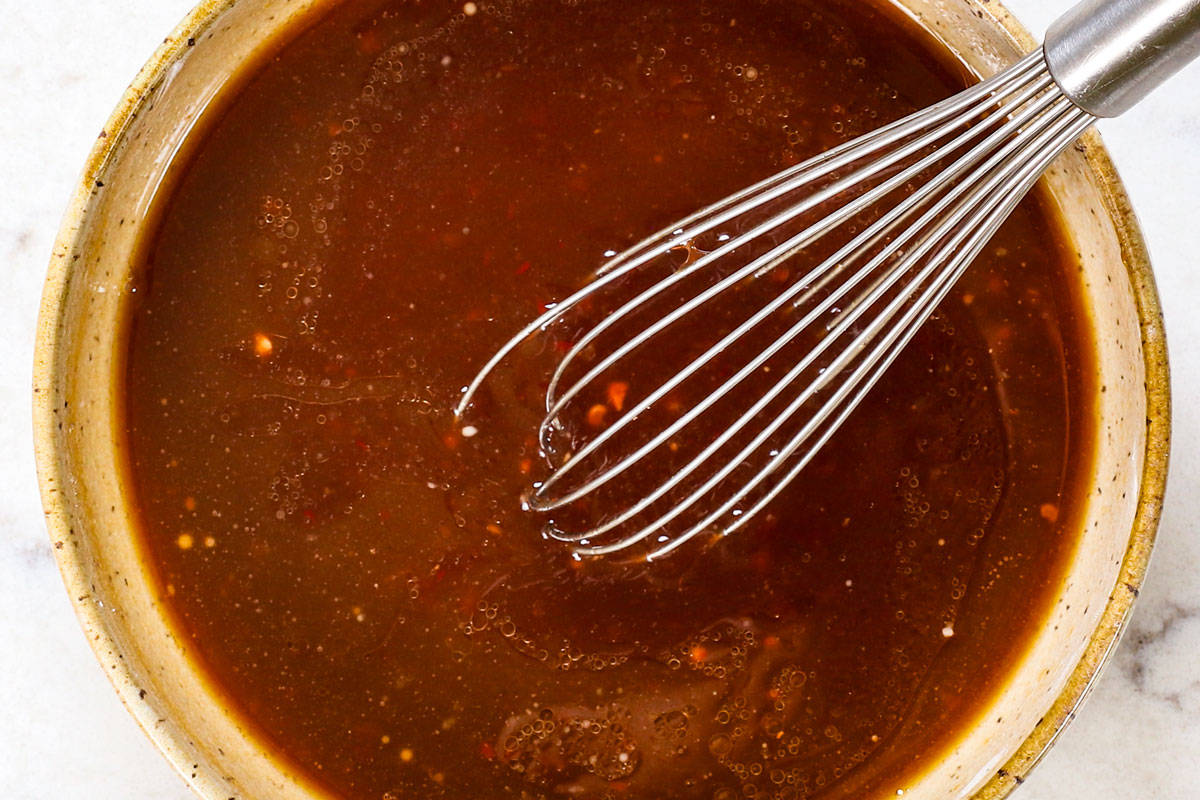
[457,0,1200,560]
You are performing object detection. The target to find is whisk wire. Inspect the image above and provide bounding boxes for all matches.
[562,97,1093,558]
[456,49,1100,558]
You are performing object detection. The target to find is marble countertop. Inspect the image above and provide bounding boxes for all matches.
[2,1,1197,797]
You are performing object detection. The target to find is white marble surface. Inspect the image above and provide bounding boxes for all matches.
[1,1,1197,798]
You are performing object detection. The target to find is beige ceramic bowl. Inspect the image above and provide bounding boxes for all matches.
[34,0,1169,798]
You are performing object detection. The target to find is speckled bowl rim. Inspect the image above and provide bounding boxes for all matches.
[32,0,1170,797]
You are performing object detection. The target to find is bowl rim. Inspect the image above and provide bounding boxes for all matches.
[32,0,1170,797]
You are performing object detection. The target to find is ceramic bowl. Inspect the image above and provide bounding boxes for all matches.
[33,0,1169,797]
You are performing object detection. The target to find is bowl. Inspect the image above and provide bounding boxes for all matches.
[33,0,1169,797]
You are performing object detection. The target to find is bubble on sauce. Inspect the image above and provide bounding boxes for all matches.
[653,709,690,742]
[256,195,299,240]
[500,704,641,785]
[661,619,758,678]
[462,598,634,670]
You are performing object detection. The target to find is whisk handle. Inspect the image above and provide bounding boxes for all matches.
[1045,0,1200,116]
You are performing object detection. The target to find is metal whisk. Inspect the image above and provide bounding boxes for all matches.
[457,0,1200,560]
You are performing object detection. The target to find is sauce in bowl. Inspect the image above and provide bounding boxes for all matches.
[122,0,1095,796]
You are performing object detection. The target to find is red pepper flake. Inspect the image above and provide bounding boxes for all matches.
[689,644,709,663]
[518,458,532,475]
[302,508,316,523]
[253,332,274,358]
[606,381,629,412]
[515,260,532,276]
[586,404,608,428]
[479,741,496,760]
[443,433,460,450]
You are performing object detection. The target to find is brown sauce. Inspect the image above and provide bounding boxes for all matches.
[122,0,1096,797]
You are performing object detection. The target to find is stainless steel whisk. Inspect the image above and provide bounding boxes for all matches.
[457,0,1200,560]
